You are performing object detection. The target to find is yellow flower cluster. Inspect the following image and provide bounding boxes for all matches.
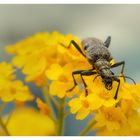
[0,62,33,102]
[94,106,140,136]
[6,32,90,88]
[6,31,140,136]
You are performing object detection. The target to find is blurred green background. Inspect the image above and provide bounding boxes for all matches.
[0,4,140,136]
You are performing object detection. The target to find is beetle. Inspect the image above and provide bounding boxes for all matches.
[60,36,135,99]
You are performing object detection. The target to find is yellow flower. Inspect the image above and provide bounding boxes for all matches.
[0,62,15,80]
[69,92,118,120]
[0,62,33,102]
[94,107,127,131]
[48,63,80,98]
[95,109,140,136]
[46,63,63,80]
[68,74,140,118]
[6,32,83,86]
[6,107,56,136]
[10,47,48,86]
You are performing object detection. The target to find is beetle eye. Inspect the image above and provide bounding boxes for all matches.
[84,44,89,50]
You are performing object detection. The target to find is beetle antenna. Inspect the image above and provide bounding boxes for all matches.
[119,75,136,84]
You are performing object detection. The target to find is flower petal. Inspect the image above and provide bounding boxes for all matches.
[45,64,63,80]
[68,98,82,114]
[88,94,104,110]
[103,99,118,107]
[76,107,90,120]
[49,81,66,98]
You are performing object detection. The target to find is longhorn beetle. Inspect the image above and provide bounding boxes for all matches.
[60,36,135,99]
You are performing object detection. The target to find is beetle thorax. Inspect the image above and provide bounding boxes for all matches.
[81,38,113,64]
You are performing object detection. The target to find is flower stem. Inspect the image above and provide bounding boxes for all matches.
[80,119,96,136]
[50,95,60,110]
[58,97,65,136]
[0,115,10,136]
[42,86,57,122]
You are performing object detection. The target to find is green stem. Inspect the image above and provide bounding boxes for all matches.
[58,97,65,136]
[0,115,10,136]
[42,86,57,122]
[64,110,70,118]
[80,119,96,136]
[50,96,60,109]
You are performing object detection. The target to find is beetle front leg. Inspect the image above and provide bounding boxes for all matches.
[66,70,84,92]
[80,71,97,96]
[67,69,96,96]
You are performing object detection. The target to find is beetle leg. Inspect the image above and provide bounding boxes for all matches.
[59,40,86,58]
[66,70,84,92]
[67,69,96,96]
[111,61,125,80]
[80,71,97,96]
[113,77,120,100]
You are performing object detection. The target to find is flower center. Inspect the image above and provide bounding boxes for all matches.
[105,113,114,121]
[82,100,89,108]
[58,75,68,82]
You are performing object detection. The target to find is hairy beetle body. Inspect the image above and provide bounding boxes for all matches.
[82,38,113,63]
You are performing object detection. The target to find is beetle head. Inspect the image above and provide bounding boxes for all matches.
[103,77,113,90]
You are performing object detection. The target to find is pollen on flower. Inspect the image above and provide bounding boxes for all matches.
[105,113,113,121]
[58,75,69,83]
[82,99,90,108]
